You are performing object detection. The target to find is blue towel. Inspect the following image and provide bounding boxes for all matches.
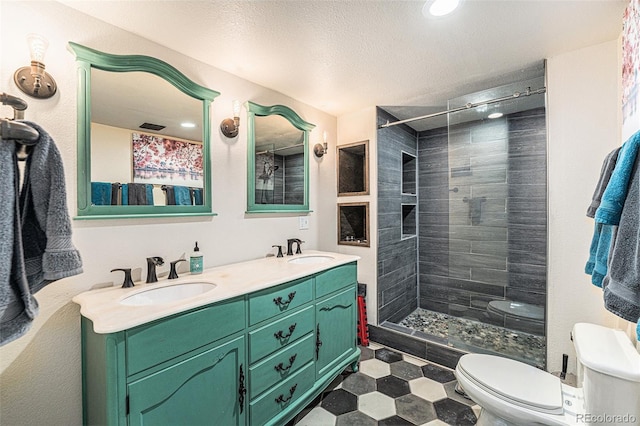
[173,186,192,205]
[637,319,639,341]
[595,131,640,225]
[145,184,154,205]
[585,223,615,287]
[192,188,203,205]
[91,182,112,206]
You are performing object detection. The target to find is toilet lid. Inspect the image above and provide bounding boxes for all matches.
[457,354,563,414]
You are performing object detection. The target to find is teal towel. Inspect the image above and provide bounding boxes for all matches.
[91,182,112,206]
[585,223,615,287]
[595,131,640,225]
[192,188,203,205]
[145,184,154,205]
[637,319,639,341]
[173,186,192,205]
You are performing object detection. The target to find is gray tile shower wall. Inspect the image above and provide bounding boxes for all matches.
[284,153,304,204]
[377,108,419,324]
[417,107,547,337]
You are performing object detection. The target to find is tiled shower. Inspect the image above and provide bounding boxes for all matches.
[376,76,547,368]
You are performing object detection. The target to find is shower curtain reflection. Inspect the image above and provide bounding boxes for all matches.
[377,76,547,368]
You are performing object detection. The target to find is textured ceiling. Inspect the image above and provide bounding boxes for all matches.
[61,0,627,126]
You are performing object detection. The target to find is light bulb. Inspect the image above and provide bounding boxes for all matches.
[27,33,49,63]
[232,100,241,118]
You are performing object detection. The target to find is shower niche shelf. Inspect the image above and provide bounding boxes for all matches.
[337,140,369,196]
[402,203,417,239]
[338,202,369,247]
[402,151,417,195]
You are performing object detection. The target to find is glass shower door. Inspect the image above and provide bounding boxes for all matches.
[444,77,547,368]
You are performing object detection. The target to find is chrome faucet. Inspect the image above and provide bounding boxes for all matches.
[146,256,164,283]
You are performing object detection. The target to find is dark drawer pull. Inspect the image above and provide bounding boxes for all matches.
[274,383,298,404]
[274,323,297,340]
[273,292,296,307]
[274,354,298,373]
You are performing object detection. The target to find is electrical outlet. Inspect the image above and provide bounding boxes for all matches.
[299,216,309,230]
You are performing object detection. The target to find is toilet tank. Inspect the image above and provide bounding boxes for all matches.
[573,323,640,425]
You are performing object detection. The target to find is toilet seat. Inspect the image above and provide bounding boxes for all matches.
[457,354,564,415]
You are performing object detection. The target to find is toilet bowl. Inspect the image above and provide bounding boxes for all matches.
[455,323,640,426]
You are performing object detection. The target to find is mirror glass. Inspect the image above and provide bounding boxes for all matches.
[247,102,315,213]
[69,42,220,219]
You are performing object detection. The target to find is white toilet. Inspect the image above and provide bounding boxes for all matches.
[455,323,640,425]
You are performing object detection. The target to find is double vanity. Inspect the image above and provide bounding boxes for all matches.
[73,251,360,426]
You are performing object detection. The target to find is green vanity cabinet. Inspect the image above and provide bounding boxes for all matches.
[316,286,358,378]
[81,296,246,426]
[128,336,245,426]
[80,261,360,426]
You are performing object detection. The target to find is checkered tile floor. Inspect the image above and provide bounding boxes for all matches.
[290,343,480,426]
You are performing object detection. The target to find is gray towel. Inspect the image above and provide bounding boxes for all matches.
[603,154,640,322]
[587,147,620,218]
[19,121,82,293]
[128,183,148,205]
[0,141,38,346]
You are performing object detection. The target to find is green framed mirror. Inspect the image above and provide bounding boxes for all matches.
[246,102,315,213]
[68,42,220,219]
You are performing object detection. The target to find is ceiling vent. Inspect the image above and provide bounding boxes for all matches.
[139,122,165,131]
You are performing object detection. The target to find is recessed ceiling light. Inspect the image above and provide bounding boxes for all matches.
[181,122,196,128]
[424,0,460,17]
[488,112,503,119]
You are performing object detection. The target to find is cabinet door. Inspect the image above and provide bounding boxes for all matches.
[128,335,246,426]
[315,286,357,378]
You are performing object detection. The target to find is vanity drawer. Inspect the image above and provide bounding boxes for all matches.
[249,277,313,326]
[249,333,315,399]
[249,361,314,426]
[126,297,245,376]
[315,262,357,299]
[249,305,314,363]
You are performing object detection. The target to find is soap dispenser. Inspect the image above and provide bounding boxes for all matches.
[190,242,204,274]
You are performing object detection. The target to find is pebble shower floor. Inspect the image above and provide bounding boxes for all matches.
[398,308,546,368]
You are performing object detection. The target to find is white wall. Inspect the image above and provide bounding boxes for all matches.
[0,2,337,425]
[336,107,379,324]
[546,39,634,374]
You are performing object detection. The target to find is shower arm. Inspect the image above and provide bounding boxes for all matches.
[378,86,546,129]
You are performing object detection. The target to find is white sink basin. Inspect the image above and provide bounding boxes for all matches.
[121,282,216,306]
[288,255,335,265]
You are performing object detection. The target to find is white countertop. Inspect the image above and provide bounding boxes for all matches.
[72,251,360,334]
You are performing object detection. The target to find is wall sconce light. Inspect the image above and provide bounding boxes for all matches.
[314,131,329,158]
[220,100,241,138]
[14,34,57,99]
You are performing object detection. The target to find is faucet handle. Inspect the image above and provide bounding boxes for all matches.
[168,259,187,279]
[146,256,165,266]
[111,268,134,288]
[294,239,304,254]
[272,245,284,258]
